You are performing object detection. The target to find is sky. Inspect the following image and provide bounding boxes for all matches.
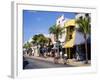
[23,10,76,43]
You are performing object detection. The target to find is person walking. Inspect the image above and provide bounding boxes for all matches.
[54,48,60,64]
[63,53,68,64]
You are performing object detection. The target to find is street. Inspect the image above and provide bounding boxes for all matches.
[23,57,73,69]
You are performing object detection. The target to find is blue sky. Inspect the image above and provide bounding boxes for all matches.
[23,10,76,43]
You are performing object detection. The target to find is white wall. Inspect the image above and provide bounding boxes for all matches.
[56,15,67,42]
[56,15,65,27]
[74,31,85,45]
[0,0,100,80]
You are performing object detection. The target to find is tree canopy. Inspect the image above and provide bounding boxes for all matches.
[49,24,64,41]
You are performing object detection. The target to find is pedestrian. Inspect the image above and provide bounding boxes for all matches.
[75,46,80,61]
[28,48,32,56]
[48,46,51,57]
[63,53,68,64]
[39,46,42,56]
[42,46,44,57]
[59,45,62,58]
[44,46,47,58]
[32,48,34,56]
[54,48,60,64]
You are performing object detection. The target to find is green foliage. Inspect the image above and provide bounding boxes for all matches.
[49,24,65,41]
[32,34,50,46]
[76,13,91,35]
[23,42,31,49]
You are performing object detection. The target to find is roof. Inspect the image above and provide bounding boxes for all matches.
[64,19,76,27]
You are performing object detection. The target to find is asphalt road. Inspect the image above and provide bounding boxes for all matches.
[23,57,73,69]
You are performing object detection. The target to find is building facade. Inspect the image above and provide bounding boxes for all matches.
[50,13,91,60]
[63,13,91,60]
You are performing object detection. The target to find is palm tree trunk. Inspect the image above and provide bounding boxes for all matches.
[56,34,60,57]
[84,34,88,64]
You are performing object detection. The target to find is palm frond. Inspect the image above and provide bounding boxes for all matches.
[76,14,91,34]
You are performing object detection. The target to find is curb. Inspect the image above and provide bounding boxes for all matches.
[24,55,91,67]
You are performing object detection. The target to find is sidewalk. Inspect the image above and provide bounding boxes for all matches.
[24,55,91,67]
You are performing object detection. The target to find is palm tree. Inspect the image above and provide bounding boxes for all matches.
[49,24,64,41]
[76,13,91,64]
[49,24,65,56]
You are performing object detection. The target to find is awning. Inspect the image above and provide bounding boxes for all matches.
[74,31,85,45]
[63,31,76,48]
[64,39,74,48]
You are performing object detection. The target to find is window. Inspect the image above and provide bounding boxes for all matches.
[69,35,72,39]
[59,21,60,23]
